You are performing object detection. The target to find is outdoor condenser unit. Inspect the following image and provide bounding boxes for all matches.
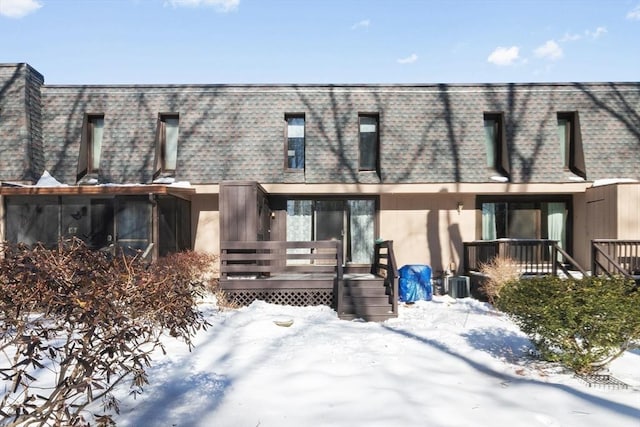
[445,276,471,298]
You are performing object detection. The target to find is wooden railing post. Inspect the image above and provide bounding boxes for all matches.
[336,239,344,316]
[385,241,399,316]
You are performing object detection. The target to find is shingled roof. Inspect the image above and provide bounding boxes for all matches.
[2,64,639,186]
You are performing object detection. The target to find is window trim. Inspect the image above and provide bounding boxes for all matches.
[284,113,305,172]
[154,113,179,179]
[358,113,380,173]
[483,112,509,179]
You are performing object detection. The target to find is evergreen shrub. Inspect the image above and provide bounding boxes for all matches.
[496,275,640,373]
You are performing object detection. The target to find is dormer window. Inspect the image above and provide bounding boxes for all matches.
[359,114,379,172]
[155,114,179,179]
[285,114,305,170]
[77,114,104,183]
[557,112,586,179]
[483,112,509,180]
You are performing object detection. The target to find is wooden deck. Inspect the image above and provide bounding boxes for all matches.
[465,239,640,286]
[463,239,586,279]
[220,240,399,321]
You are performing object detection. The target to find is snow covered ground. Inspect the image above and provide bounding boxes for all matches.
[108,296,639,427]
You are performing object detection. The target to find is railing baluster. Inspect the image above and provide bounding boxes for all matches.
[591,239,640,279]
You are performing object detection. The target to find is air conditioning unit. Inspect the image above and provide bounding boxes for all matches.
[445,276,470,298]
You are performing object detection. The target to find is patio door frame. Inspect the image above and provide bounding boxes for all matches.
[285,196,379,265]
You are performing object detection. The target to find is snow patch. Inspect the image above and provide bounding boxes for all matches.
[592,178,639,187]
[96,296,640,427]
[36,170,68,187]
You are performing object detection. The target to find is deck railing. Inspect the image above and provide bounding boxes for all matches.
[220,240,343,278]
[464,239,585,278]
[220,240,344,311]
[592,240,640,280]
[372,240,399,316]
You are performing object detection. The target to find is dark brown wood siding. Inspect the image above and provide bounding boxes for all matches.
[220,181,270,242]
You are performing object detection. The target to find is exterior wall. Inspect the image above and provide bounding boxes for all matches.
[379,193,476,274]
[585,182,640,241]
[0,195,4,243]
[586,185,619,241]
[616,184,640,239]
[191,194,219,256]
[572,192,590,268]
[219,181,270,242]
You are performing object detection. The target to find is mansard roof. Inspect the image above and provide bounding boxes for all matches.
[2,64,639,186]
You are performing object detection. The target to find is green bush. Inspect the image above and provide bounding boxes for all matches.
[495,275,640,373]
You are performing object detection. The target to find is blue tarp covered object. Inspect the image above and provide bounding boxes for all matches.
[399,264,432,302]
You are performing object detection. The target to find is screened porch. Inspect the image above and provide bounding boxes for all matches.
[1,185,194,260]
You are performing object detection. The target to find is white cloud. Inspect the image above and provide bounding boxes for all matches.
[534,40,563,60]
[165,0,239,12]
[585,26,607,39]
[351,19,370,30]
[559,32,581,42]
[487,46,519,66]
[397,53,418,64]
[626,4,640,20]
[0,0,42,18]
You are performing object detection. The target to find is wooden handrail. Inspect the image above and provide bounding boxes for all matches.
[591,240,639,279]
[220,240,343,280]
[374,240,399,315]
[554,245,587,278]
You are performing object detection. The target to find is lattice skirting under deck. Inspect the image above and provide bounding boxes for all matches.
[221,288,334,307]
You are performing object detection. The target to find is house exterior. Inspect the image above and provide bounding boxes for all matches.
[1,62,639,284]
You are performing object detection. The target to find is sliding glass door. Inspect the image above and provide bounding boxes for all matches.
[286,198,376,264]
[479,197,570,257]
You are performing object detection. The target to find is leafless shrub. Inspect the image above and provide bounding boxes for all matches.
[0,239,214,426]
[212,288,240,311]
[478,256,520,304]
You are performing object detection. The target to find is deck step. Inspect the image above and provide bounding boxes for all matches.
[339,313,396,322]
[344,279,386,288]
[345,286,389,297]
[339,276,396,322]
[340,303,395,315]
[343,295,391,305]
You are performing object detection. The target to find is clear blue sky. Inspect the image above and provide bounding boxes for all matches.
[1,0,639,84]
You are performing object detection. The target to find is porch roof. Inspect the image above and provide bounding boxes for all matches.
[0,184,195,199]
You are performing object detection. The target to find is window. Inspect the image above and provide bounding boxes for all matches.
[158,196,191,256]
[285,114,305,170]
[483,112,509,178]
[155,114,179,178]
[359,114,379,171]
[557,114,571,169]
[4,195,188,258]
[557,112,586,178]
[77,114,104,182]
